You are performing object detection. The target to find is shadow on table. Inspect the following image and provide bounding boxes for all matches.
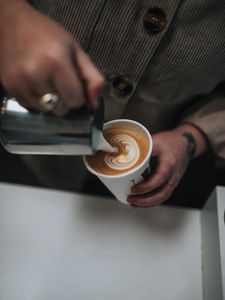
[72,191,195,237]
[0,144,224,209]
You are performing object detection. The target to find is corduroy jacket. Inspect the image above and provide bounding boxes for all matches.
[30,0,225,159]
[21,0,225,190]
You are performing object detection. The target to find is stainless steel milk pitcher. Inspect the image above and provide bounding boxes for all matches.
[0,96,104,155]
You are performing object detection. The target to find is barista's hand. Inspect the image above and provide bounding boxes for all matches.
[127,124,208,207]
[0,0,104,115]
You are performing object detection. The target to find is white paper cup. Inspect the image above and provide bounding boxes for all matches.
[83,119,153,204]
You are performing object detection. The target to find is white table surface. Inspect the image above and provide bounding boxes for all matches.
[0,183,203,300]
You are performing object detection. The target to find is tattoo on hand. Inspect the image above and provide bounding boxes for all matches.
[182,132,197,159]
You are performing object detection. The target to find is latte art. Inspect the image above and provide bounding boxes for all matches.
[104,134,140,171]
[86,126,149,176]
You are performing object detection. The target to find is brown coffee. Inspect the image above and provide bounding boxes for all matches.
[86,126,149,175]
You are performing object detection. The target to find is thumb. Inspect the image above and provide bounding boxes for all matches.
[74,45,105,109]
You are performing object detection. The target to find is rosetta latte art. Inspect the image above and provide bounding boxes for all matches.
[86,126,149,175]
[104,134,140,170]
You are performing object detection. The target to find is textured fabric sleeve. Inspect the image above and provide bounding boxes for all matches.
[178,83,225,160]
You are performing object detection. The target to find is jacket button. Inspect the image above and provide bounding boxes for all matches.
[143,7,167,34]
[112,76,133,97]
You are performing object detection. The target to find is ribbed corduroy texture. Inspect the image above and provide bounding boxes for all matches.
[28,0,225,163]
[32,0,181,82]
[31,1,225,86]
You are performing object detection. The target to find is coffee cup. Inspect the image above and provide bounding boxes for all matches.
[83,119,153,204]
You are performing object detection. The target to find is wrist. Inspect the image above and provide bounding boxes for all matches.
[173,123,209,159]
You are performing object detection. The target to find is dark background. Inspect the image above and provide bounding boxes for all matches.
[0,143,224,208]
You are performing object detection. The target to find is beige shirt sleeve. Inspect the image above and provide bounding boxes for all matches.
[179,88,225,160]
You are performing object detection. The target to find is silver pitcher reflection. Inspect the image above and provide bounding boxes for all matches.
[0,97,115,155]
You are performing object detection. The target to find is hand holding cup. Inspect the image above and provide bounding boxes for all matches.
[84,119,153,204]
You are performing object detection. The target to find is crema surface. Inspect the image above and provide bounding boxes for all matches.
[86,127,149,175]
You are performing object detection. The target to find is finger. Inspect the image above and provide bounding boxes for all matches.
[151,138,161,157]
[1,74,31,108]
[23,74,60,113]
[8,89,31,109]
[52,62,84,114]
[15,78,67,115]
[6,66,56,112]
[73,46,105,109]
[128,181,174,208]
[131,158,173,194]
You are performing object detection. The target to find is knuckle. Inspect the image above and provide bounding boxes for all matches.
[20,64,38,79]
[29,52,61,72]
[158,171,168,183]
[22,58,64,83]
[14,60,43,82]
[42,48,65,70]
